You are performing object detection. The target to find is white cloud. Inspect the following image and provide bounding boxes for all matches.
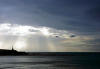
[0,23,84,52]
[0,23,73,38]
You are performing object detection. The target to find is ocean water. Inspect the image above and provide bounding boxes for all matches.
[0,56,100,69]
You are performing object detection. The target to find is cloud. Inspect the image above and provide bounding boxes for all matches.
[0,23,100,52]
[0,0,100,36]
[0,23,74,39]
[0,0,100,52]
[70,35,76,38]
[86,7,100,21]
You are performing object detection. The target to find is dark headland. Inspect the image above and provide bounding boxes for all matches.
[0,48,100,56]
[0,49,28,56]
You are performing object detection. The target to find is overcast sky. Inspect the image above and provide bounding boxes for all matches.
[0,0,100,52]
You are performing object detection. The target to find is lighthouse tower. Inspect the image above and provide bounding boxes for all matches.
[11,45,17,52]
[12,45,14,51]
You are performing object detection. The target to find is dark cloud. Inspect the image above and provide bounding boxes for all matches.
[0,0,99,34]
[70,35,76,38]
[86,7,100,21]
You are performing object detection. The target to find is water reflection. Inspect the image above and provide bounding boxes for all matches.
[0,56,99,69]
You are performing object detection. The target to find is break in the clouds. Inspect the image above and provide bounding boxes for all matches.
[0,23,74,38]
[0,0,100,52]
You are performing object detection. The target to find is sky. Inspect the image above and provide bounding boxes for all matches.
[0,0,100,52]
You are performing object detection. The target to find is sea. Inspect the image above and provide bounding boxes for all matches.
[0,56,100,69]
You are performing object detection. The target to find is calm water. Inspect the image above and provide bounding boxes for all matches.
[0,56,100,69]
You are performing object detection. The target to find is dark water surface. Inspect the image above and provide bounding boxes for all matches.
[0,56,100,69]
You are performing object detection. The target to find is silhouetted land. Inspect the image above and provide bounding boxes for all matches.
[0,49,28,56]
[0,49,100,56]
